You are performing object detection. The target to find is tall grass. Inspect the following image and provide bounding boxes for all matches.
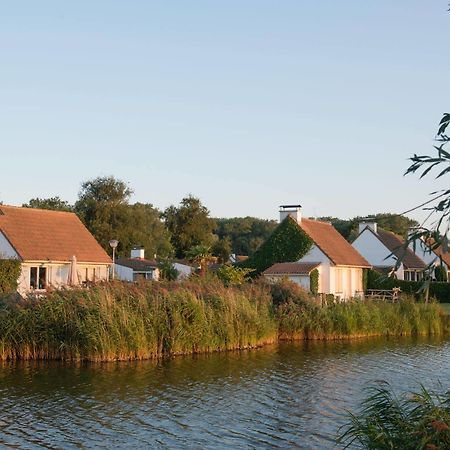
[0,278,447,361]
[338,383,450,449]
[0,278,276,361]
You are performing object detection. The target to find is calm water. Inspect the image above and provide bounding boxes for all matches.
[0,337,449,449]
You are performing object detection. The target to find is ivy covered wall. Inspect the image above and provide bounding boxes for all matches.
[241,217,314,275]
[0,259,21,294]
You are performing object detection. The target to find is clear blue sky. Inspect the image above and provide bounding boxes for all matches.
[1,1,449,223]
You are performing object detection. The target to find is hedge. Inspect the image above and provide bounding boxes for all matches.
[0,259,21,294]
[240,216,313,275]
[367,269,450,303]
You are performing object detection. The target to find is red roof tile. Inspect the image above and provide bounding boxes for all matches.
[264,262,321,275]
[0,205,111,264]
[297,218,371,267]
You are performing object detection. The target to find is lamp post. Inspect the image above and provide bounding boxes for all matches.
[109,239,119,280]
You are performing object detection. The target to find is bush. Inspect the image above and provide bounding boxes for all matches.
[310,269,319,294]
[367,269,450,303]
[0,259,21,294]
[338,383,450,449]
[216,263,254,286]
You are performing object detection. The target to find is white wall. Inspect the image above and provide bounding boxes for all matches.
[264,274,310,291]
[115,264,134,282]
[17,262,110,296]
[299,244,331,294]
[0,231,19,258]
[174,263,194,279]
[352,230,398,268]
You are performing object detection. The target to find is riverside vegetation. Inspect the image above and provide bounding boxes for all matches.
[0,278,448,362]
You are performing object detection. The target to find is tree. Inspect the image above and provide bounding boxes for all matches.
[185,244,214,276]
[163,196,216,258]
[74,176,172,258]
[212,237,232,263]
[214,217,278,256]
[23,196,73,212]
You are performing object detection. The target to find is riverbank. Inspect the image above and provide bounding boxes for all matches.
[0,279,448,361]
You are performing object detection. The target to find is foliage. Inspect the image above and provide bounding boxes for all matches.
[22,196,73,212]
[367,269,450,303]
[310,269,319,294]
[317,213,419,241]
[216,263,254,286]
[163,196,217,259]
[215,217,278,256]
[0,279,276,361]
[74,176,172,258]
[277,296,446,340]
[338,383,450,449]
[157,260,179,281]
[362,268,369,292]
[435,265,448,282]
[0,259,21,294]
[185,244,214,276]
[241,217,313,275]
[267,278,311,307]
[212,237,232,263]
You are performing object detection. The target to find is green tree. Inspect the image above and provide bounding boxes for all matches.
[23,196,73,212]
[212,237,232,263]
[163,196,216,258]
[157,260,179,281]
[215,217,277,256]
[74,176,172,258]
[185,244,214,276]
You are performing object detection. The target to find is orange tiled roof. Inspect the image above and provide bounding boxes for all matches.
[264,262,320,275]
[0,205,111,264]
[297,217,371,268]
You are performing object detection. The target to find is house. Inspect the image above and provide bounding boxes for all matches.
[173,260,195,279]
[408,229,450,280]
[263,205,371,299]
[351,219,427,281]
[0,205,111,295]
[115,247,160,281]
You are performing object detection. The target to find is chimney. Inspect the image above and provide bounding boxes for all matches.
[130,246,145,259]
[279,204,302,224]
[358,218,377,234]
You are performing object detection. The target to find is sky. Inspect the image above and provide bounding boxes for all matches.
[1,1,449,224]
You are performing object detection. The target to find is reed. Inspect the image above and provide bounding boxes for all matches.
[338,383,450,449]
[0,278,447,361]
[0,278,276,361]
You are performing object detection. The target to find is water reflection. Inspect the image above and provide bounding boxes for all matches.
[1,336,449,449]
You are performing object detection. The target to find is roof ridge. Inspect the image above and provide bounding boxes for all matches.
[0,205,75,216]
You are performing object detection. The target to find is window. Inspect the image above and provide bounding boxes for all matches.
[30,267,47,290]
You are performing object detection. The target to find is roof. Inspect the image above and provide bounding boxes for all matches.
[373,228,427,270]
[0,205,111,264]
[264,262,321,275]
[297,217,371,268]
[424,238,450,267]
[116,257,158,272]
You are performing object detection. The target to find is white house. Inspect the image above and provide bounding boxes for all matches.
[408,229,450,280]
[0,205,111,296]
[352,220,427,281]
[173,260,195,279]
[263,205,371,300]
[115,247,160,281]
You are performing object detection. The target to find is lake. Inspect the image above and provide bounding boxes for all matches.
[0,336,449,449]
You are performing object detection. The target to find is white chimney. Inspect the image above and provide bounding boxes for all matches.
[130,246,145,259]
[358,218,377,235]
[279,204,302,224]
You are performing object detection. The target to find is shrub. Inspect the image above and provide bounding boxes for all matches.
[216,263,254,286]
[338,383,450,449]
[0,259,21,294]
[268,278,311,307]
[310,269,319,294]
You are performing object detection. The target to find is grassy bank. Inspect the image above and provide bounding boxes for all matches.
[0,279,448,361]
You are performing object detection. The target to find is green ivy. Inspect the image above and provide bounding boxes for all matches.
[241,217,313,275]
[310,268,319,294]
[0,259,21,294]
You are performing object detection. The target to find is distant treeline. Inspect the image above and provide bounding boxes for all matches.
[11,176,417,261]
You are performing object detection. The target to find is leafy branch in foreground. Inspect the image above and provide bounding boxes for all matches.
[338,382,450,449]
